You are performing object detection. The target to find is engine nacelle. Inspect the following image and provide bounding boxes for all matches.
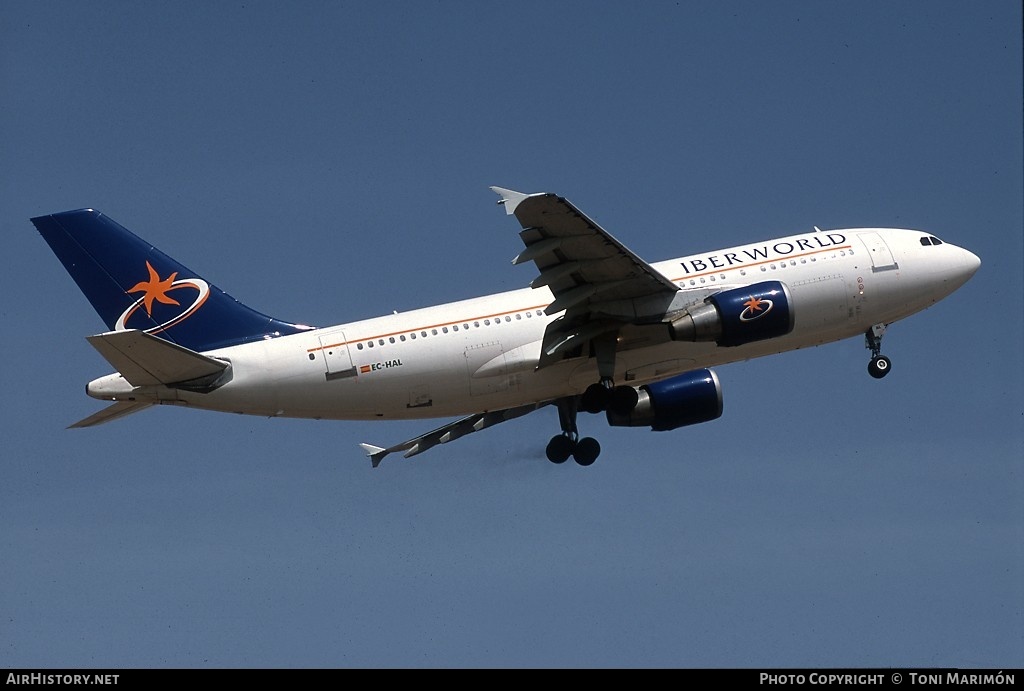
[606,368,723,432]
[669,281,794,347]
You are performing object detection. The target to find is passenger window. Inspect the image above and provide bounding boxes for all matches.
[441,327,448,334]
[357,343,363,350]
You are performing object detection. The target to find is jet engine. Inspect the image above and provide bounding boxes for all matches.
[669,281,793,346]
[606,368,723,431]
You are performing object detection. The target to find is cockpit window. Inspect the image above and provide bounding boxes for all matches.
[920,236,945,246]
[920,237,931,246]
[929,236,943,245]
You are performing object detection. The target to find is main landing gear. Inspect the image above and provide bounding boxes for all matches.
[546,397,601,466]
[546,332,638,466]
[865,323,892,379]
[580,378,639,416]
[577,332,639,416]
[547,377,639,467]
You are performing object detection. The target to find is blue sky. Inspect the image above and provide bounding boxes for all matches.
[2,1,1021,668]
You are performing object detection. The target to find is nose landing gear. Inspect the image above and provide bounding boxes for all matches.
[865,323,892,379]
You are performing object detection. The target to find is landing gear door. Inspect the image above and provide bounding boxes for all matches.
[318,333,357,381]
[859,232,899,272]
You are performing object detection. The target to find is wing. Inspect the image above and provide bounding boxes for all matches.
[491,187,683,366]
[492,187,678,308]
[361,189,687,467]
[360,401,551,467]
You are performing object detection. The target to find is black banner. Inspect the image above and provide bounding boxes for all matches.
[3,669,1022,684]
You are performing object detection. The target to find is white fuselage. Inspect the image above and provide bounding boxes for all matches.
[88,227,980,420]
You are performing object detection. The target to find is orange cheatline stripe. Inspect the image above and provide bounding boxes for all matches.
[307,302,552,352]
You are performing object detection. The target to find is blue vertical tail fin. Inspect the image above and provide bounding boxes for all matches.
[32,209,315,351]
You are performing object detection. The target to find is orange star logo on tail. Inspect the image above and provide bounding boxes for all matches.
[129,261,181,316]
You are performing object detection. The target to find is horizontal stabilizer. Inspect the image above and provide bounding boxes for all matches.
[86,329,228,387]
[69,401,153,428]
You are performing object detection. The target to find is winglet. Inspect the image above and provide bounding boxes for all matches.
[490,186,532,215]
[359,443,388,468]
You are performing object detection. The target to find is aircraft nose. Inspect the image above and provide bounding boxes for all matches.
[942,244,981,293]
[958,247,981,280]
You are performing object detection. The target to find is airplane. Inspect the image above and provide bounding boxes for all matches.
[31,187,980,467]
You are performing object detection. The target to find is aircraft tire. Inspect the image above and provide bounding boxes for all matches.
[868,355,892,379]
[573,437,601,466]
[580,383,610,414]
[546,435,574,464]
[608,386,639,416]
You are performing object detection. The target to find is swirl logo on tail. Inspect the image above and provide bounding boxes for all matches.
[115,261,210,333]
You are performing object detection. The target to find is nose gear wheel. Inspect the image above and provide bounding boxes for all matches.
[864,324,892,379]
